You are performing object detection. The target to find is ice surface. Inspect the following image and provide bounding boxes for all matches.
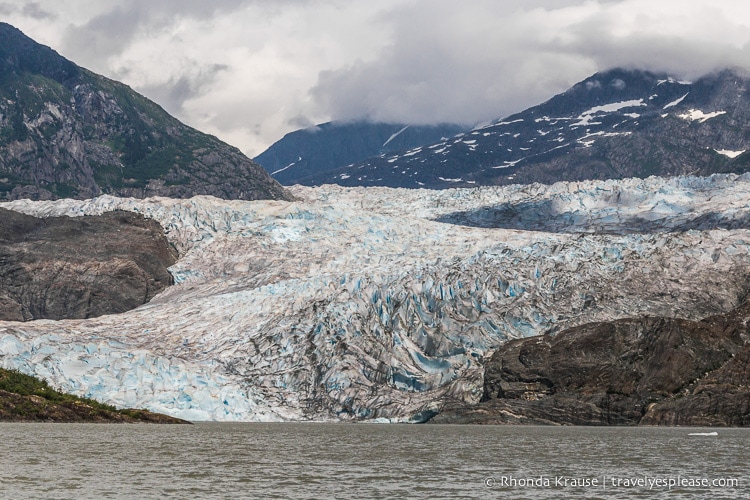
[2,174,750,421]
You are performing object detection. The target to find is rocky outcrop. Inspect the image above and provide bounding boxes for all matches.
[430,302,750,426]
[0,207,177,321]
[0,22,290,202]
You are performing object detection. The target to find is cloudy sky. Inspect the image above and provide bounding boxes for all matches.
[3,0,750,156]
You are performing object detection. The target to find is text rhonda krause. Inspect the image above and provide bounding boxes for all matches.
[485,475,740,490]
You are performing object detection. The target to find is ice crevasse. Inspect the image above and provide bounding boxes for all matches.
[1,173,750,421]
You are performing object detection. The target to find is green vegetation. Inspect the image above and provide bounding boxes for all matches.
[0,72,71,118]
[76,69,210,189]
[91,160,124,189]
[0,33,284,202]
[49,182,78,198]
[0,368,190,423]
[0,174,24,195]
[0,367,118,413]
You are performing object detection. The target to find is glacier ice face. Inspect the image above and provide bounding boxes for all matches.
[2,174,750,421]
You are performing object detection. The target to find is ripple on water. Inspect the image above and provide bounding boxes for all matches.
[0,423,747,499]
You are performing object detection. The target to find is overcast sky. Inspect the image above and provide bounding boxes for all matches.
[3,0,750,156]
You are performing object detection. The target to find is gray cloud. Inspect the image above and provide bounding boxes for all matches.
[7,0,750,156]
[309,0,750,128]
[22,2,55,20]
[138,64,230,116]
[310,1,597,126]
[556,3,750,79]
[61,6,145,66]
[60,0,254,69]
[287,114,317,130]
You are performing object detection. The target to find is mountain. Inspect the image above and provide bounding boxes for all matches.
[254,120,467,185]
[297,68,750,188]
[2,174,749,421]
[0,23,290,201]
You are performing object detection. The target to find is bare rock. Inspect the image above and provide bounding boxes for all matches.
[431,302,750,425]
[0,207,177,321]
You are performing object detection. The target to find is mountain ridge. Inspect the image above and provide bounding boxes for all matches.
[254,120,467,185]
[0,22,290,201]
[294,67,750,188]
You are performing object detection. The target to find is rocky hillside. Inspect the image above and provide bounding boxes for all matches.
[430,300,750,426]
[300,68,750,188]
[0,207,177,321]
[0,367,189,423]
[254,121,466,185]
[0,22,290,201]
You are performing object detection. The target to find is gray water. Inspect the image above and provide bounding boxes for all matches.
[0,423,747,499]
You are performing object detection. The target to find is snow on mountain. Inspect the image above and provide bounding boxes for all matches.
[254,121,467,186]
[299,68,750,188]
[677,109,727,123]
[2,174,750,421]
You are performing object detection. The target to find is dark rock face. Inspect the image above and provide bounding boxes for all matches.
[0,22,290,202]
[0,208,177,321]
[430,302,750,426]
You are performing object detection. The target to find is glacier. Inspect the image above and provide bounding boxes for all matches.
[1,174,750,421]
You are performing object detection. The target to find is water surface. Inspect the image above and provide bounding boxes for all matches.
[1,423,747,499]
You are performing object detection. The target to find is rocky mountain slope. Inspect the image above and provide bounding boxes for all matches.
[431,301,750,426]
[1,174,749,422]
[299,68,750,189]
[0,22,290,201]
[0,208,177,321]
[254,121,466,185]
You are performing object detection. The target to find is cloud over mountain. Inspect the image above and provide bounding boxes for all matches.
[4,0,750,155]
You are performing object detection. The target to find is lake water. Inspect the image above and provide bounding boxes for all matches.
[0,423,747,499]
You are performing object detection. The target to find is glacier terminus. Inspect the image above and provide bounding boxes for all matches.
[2,174,750,422]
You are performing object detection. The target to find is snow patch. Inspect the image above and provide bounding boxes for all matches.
[572,99,646,127]
[678,109,726,123]
[657,77,692,85]
[492,159,522,168]
[663,92,689,109]
[715,149,745,158]
[494,118,524,126]
[382,125,410,148]
[271,158,300,176]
